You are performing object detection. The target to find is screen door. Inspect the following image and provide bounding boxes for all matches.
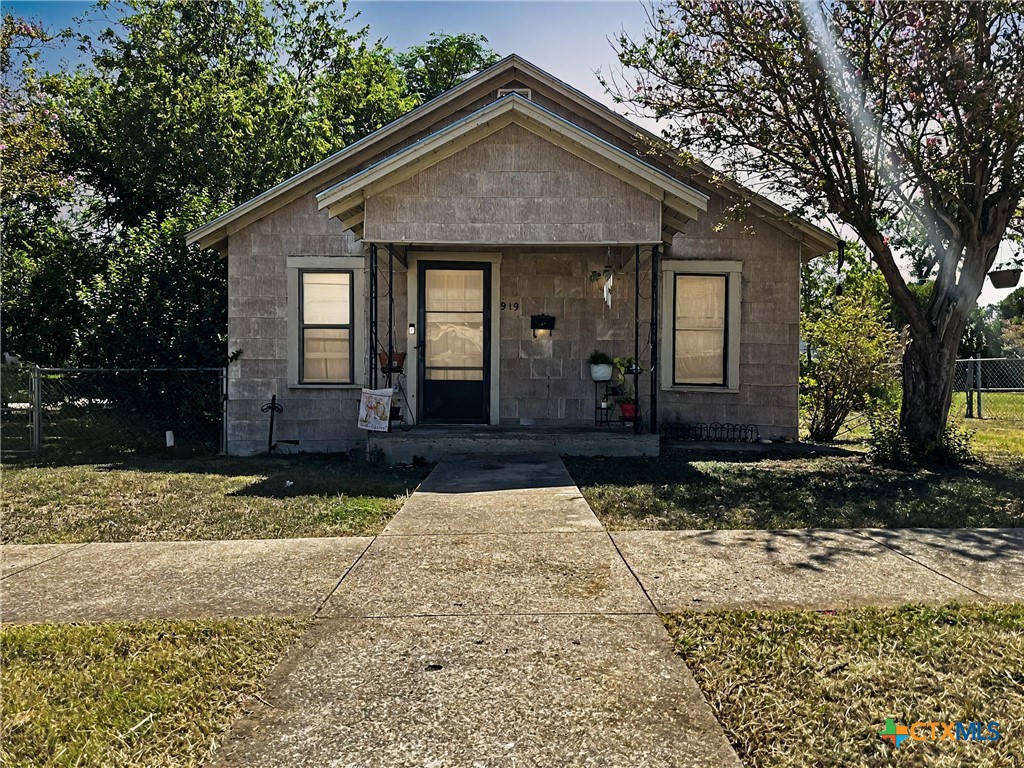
[418,262,490,422]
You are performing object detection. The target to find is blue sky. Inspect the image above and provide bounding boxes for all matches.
[7,0,650,114]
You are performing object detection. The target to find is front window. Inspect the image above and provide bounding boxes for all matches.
[673,273,727,386]
[300,271,353,384]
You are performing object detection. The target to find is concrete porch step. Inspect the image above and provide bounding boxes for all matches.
[369,425,659,462]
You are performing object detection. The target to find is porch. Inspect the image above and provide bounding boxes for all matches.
[369,424,659,463]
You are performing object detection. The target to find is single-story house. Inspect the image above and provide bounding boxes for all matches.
[187,55,836,458]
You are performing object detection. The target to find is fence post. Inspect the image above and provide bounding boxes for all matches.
[965,367,974,418]
[220,367,228,456]
[31,365,42,454]
[975,357,983,419]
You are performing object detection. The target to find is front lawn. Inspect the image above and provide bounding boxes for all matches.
[1,455,432,544]
[567,451,1023,530]
[0,618,307,768]
[667,603,1024,768]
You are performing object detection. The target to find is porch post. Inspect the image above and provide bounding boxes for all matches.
[649,243,659,434]
[634,244,641,434]
[369,243,378,389]
[386,243,395,389]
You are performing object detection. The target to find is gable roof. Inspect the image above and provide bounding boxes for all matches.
[186,54,836,257]
[317,93,708,242]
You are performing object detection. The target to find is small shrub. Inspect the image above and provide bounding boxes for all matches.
[868,400,976,466]
[801,294,904,442]
[867,402,910,464]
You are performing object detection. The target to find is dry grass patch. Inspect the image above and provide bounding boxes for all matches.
[667,603,1024,768]
[0,618,307,767]
[1,455,432,543]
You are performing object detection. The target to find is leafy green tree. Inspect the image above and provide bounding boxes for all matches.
[997,286,1024,322]
[610,1,1024,455]
[57,0,416,228]
[0,15,69,210]
[10,0,416,368]
[76,200,226,368]
[396,32,500,103]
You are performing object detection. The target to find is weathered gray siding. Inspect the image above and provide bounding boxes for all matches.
[660,193,801,438]
[363,124,661,245]
[226,192,367,456]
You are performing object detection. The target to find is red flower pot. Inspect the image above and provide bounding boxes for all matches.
[620,403,637,419]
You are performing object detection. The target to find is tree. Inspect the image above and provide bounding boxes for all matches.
[56,0,416,228]
[9,0,416,368]
[609,1,1024,454]
[396,32,500,103]
[997,286,1024,322]
[0,15,69,209]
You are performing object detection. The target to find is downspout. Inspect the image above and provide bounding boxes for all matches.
[649,243,659,434]
[634,244,641,434]
[369,243,378,389]
[387,243,395,389]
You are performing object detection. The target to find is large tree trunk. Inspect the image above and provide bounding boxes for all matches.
[898,319,963,451]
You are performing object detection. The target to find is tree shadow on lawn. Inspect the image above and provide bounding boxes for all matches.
[5,453,434,501]
[567,453,1024,531]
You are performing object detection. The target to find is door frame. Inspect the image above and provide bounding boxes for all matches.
[405,251,501,426]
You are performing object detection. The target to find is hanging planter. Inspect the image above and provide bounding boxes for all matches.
[988,268,1022,289]
[378,351,407,374]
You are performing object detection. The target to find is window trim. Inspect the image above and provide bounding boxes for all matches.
[298,269,354,385]
[661,259,742,393]
[287,256,365,389]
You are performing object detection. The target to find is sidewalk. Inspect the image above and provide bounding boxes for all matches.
[2,455,1022,766]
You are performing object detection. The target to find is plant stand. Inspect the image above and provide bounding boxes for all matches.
[598,382,610,430]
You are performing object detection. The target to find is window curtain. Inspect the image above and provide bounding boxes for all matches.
[674,274,726,385]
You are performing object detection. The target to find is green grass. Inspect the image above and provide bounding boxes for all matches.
[0,618,307,768]
[567,412,1023,531]
[0,455,432,544]
[820,407,1023,456]
[565,451,1023,531]
[666,603,1024,768]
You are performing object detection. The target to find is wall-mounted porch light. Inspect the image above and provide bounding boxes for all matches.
[530,314,555,338]
[408,323,416,336]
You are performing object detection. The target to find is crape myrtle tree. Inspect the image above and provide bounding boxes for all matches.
[608,1,1024,454]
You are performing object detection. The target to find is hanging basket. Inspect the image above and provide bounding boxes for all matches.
[378,351,406,374]
[988,268,1022,289]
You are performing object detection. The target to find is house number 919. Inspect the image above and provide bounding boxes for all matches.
[500,301,520,311]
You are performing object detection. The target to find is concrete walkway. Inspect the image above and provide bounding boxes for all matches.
[208,455,742,767]
[2,455,1023,766]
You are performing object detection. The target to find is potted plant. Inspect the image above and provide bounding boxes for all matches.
[989,265,1022,288]
[989,254,1023,288]
[378,351,407,374]
[588,350,614,382]
[613,357,640,420]
[618,392,638,421]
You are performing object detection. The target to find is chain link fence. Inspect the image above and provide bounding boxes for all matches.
[1,366,226,458]
[954,357,1024,422]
